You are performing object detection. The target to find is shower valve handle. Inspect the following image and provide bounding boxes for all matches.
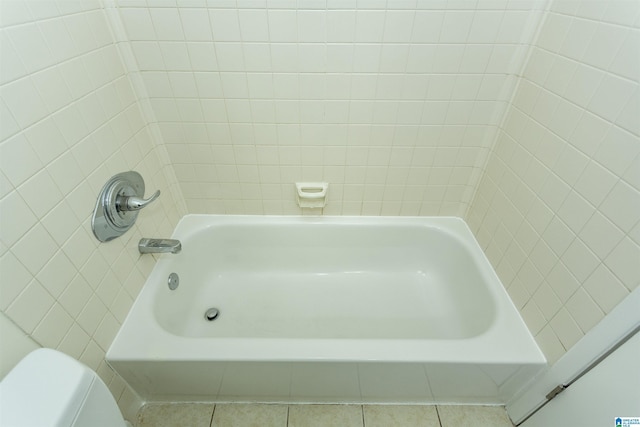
[92,171,159,242]
[118,190,160,211]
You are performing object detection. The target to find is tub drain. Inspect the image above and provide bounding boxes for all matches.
[204,308,219,321]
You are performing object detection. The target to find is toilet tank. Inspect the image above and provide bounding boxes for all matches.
[0,348,127,427]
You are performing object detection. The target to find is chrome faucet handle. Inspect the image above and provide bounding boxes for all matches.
[118,190,160,211]
[92,171,161,242]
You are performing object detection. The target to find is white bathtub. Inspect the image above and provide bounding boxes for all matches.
[107,215,545,404]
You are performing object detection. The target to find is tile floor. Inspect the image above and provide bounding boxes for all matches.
[135,403,514,427]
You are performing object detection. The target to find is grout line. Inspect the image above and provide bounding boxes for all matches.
[435,405,443,427]
[286,404,290,427]
[209,403,216,427]
[548,8,640,31]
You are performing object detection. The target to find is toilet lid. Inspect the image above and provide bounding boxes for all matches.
[0,349,93,427]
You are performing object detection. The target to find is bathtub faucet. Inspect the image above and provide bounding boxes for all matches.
[138,238,182,254]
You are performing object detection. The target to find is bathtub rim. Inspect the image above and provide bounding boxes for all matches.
[107,215,546,367]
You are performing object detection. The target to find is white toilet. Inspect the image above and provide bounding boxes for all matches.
[0,348,128,427]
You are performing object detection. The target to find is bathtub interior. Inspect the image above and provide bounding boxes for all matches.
[153,219,496,340]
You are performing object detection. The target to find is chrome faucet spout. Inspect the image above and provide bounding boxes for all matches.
[139,238,182,254]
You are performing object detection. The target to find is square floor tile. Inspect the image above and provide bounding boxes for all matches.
[363,405,440,427]
[136,403,214,427]
[211,403,288,427]
[437,405,513,427]
[288,404,364,427]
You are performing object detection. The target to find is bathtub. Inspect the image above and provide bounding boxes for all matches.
[107,215,545,404]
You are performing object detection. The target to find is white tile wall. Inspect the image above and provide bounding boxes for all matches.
[1,0,638,418]
[116,0,546,215]
[468,0,640,364]
[0,0,186,421]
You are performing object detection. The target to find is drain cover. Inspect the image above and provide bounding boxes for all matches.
[204,307,219,321]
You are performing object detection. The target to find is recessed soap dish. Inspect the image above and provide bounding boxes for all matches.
[296,182,328,208]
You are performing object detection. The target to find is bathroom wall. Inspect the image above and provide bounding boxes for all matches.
[0,0,185,418]
[0,311,40,378]
[115,0,547,216]
[468,0,640,364]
